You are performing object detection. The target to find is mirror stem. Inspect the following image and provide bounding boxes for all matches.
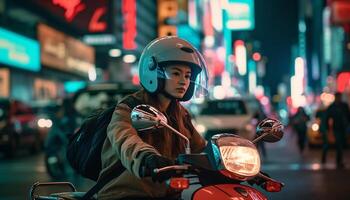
[252,131,270,144]
[160,121,191,154]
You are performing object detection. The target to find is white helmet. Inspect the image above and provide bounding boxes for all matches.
[138,36,208,101]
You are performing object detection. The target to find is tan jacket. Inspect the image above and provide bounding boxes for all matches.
[97,90,206,200]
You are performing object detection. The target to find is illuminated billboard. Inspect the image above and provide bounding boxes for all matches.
[0,69,10,97]
[0,27,40,71]
[224,0,255,31]
[38,24,95,77]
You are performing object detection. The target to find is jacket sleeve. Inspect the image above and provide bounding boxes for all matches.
[106,103,160,178]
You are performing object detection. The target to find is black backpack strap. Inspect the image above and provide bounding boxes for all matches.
[82,161,124,200]
[82,95,142,200]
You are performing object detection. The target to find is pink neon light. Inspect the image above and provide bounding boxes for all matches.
[122,0,137,50]
[51,0,86,22]
[89,7,107,32]
[337,72,350,92]
[252,52,261,61]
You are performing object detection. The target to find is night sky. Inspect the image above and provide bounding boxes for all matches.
[252,0,299,96]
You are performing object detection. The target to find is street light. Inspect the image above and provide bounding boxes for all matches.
[109,49,122,57]
[123,54,136,63]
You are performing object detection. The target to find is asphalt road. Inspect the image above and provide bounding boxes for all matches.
[1,128,350,200]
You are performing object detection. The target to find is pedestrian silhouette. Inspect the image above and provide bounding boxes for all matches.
[290,107,310,153]
[315,103,328,163]
[326,92,350,168]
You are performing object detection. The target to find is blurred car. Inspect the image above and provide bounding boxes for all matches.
[192,98,255,141]
[39,83,139,178]
[307,116,350,147]
[307,117,333,147]
[0,98,42,157]
[31,100,61,140]
[72,82,140,116]
[72,82,140,123]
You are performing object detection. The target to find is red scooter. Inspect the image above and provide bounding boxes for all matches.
[153,132,284,200]
[30,104,284,200]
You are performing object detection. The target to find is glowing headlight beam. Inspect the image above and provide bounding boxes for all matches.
[219,145,260,177]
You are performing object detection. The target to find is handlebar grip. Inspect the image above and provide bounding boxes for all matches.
[153,165,190,174]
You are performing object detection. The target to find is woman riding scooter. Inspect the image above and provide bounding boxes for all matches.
[97,36,209,200]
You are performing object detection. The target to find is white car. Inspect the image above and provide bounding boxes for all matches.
[192,98,256,141]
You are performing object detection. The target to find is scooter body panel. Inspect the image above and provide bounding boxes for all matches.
[192,184,267,200]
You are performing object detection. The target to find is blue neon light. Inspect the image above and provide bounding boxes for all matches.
[225,0,255,31]
[178,25,201,49]
[0,27,40,71]
[64,81,87,93]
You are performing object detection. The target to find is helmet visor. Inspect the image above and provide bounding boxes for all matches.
[159,57,209,100]
[189,49,209,99]
[192,60,209,99]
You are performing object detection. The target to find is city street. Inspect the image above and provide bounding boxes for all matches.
[1,1,350,200]
[0,151,95,200]
[261,127,350,200]
[1,127,350,200]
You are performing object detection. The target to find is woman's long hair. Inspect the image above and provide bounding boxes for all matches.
[140,90,190,159]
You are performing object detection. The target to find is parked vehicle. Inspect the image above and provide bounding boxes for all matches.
[307,116,350,147]
[72,82,140,119]
[0,98,42,157]
[42,83,139,178]
[192,98,256,141]
[31,100,61,141]
[29,104,285,200]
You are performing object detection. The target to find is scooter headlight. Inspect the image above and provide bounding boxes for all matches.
[213,134,260,179]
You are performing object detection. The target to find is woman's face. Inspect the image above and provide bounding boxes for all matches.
[163,65,191,99]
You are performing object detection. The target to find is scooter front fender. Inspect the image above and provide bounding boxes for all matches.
[192,183,267,200]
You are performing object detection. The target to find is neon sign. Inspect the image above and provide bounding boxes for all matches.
[38,24,95,77]
[337,72,350,92]
[51,0,86,22]
[52,0,107,32]
[122,0,137,50]
[224,0,255,31]
[89,7,107,32]
[0,27,40,71]
[30,0,109,33]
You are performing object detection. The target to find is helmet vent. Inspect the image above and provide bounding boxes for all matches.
[148,56,157,70]
[180,46,194,53]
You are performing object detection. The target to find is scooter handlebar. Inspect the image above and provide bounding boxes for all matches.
[256,172,285,192]
[257,172,285,186]
[153,164,191,174]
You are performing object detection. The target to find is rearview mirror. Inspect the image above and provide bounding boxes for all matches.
[130,104,191,154]
[131,104,167,131]
[253,118,284,143]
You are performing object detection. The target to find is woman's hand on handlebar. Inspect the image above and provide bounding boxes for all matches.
[140,154,176,183]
